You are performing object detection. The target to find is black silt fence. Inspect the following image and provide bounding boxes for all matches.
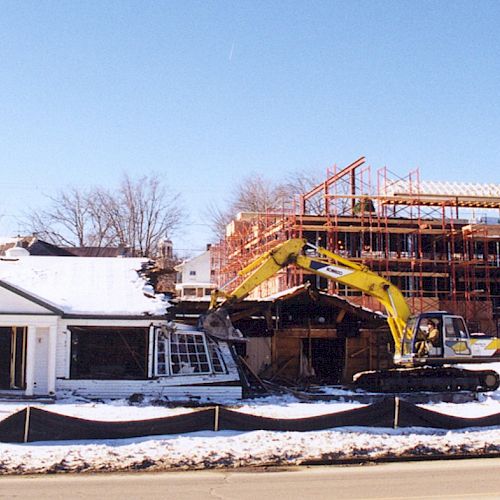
[397,399,500,429]
[218,399,396,431]
[0,398,499,443]
[0,406,215,443]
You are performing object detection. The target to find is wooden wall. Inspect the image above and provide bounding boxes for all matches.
[263,327,392,384]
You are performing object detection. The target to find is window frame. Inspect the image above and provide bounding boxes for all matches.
[169,331,213,375]
[154,329,227,377]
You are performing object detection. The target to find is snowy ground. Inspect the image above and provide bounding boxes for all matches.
[1,363,500,474]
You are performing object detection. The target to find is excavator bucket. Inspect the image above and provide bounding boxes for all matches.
[199,308,245,341]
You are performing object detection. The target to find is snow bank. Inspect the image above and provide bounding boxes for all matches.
[1,426,499,474]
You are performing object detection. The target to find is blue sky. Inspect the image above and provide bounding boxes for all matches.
[1,1,499,254]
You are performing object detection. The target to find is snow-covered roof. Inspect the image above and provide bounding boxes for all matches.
[257,284,386,318]
[255,284,306,302]
[0,256,167,317]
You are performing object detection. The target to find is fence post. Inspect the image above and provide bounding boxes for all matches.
[214,405,220,432]
[23,406,31,443]
[393,397,399,429]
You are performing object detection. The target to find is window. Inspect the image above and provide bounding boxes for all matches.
[189,270,197,276]
[444,317,468,339]
[170,332,210,374]
[156,330,227,376]
[207,339,227,374]
[70,327,148,380]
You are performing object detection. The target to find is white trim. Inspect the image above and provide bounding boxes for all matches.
[147,325,154,378]
[25,326,36,396]
[63,327,71,378]
[0,315,58,327]
[47,324,57,394]
[60,318,162,328]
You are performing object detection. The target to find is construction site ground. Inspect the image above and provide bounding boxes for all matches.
[0,362,499,474]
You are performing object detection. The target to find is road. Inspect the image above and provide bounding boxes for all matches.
[0,458,499,499]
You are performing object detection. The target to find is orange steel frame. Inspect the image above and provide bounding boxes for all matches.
[211,158,500,334]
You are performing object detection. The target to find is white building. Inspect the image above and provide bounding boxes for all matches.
[0,248,240,400]
[175,248,216,300]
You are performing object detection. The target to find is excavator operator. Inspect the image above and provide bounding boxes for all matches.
[415,319,440,356]
[427,320,440,347]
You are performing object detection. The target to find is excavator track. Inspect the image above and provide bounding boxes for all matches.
[352,366,500,393]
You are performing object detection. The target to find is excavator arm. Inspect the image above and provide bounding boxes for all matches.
[202,237,500,392]
[204,238,410,355]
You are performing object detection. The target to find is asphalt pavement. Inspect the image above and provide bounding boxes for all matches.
[0,458,499,499]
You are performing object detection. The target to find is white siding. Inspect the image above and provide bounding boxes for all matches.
[0,287,53,314]
[56,377,242,400]
[179,251,212,284]
[56,327,70,378]
[33,327,49,395]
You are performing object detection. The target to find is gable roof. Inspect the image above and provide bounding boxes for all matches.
[170,284,386,326]
[174,250,210,271]
[0,236,74,256]
[64,246,133,257]
[0,256,167,317]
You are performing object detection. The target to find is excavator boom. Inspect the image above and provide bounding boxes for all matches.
[204,238,410,355]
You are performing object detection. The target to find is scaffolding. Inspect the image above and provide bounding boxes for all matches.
[212,157,500,333]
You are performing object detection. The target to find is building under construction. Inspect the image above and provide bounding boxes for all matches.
[212,157,500,336]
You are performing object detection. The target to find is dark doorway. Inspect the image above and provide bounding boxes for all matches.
[302,338,345,384]
[0,327,27,390]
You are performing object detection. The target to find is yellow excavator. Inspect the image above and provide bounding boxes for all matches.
[200,238,500,393]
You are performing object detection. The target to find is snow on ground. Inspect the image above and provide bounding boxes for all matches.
[424,363,500,417]
[1,363,500,473]
[1,427,499,474]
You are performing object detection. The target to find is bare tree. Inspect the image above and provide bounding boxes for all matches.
[24,173,184,256]
[206,170,321,240]
[206,201,232,242]
[206,174,284,241]
[230,174,286,213]
[283,170,324,215]
[85,188,117,247]
[107,173,183,257]
[26,188,94,246]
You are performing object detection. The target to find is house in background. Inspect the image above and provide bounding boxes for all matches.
[0,245,241,400]
[0,236,75,257]
[174,246,216,300]
[0,235,133,258]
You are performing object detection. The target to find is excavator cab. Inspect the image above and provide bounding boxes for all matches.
[401,312,473,364]
[358,310,499,392]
